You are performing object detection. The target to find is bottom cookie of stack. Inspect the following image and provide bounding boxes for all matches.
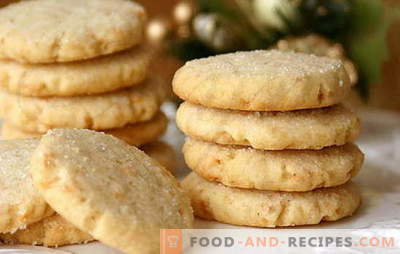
[182,172,361,227]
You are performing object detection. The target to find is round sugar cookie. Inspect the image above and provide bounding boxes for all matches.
[30,129,193,254]
[1,112,168,146]
[0,0,146,63]
[0,214,94,247]
[183,138,364,191]
[0,46,153,97]
[0,139,54,233]
[141,141,177,173]
[173,50,350,111]
[182,173,361,227]
[176,102,360,150]
[0,78,166,133]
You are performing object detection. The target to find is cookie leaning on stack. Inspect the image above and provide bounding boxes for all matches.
[174,50,364,227]
[0,0,177,172]
[0,129,194,253]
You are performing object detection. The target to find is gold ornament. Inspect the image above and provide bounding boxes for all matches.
[146,18,172,44]
[173,0,196,39]
[174,0,195,24]
[274,34,358,85]
[253,0,300,31]
[193,14,243,52]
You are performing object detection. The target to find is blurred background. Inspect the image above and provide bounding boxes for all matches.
[137,0,400,112]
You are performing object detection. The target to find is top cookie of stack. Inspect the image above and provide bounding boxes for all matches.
[174,50,350,111]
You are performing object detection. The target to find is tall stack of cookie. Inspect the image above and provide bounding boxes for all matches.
[174,50,364,227]
[0,0,176,172]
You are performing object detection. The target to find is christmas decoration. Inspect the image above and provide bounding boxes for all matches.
[147,18,172,44]
[253,0,300,31]
[299,0,352,39]
[169,0,356,56]
[162,0,397,98]
[173,0,196,39]
[193,14,244,52]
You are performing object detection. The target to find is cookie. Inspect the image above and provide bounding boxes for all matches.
[176,102,360,150]
[182,172,361,227]
[141,141,177,173]
[0,46,153,97]
[183,138,364,191]
[0,139,54,233]
[30,129,193,254]
[0,0,146,63]
[0,214,94,247]
[1,112,167,146]
[106,112,168,146]
[0,78,166,133]
[173,50,350,111]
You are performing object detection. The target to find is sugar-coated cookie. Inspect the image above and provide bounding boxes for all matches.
[177,102,360,150]
[182,173,361,227]
[173,50,350,111]
[0,139,54,233]
[0,214,94,247]
[30,129,193,254]
[0,78,166,133]
[0,46,152,97]
[0,0,146,63]
[183,138,364,191]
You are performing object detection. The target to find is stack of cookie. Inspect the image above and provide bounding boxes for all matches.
[174,50,364,227]
[0,0,175,171]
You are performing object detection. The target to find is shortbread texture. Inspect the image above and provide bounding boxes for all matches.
[0,214,94,247]
[0,139,53,233]
[173,50,350,111]
[30,129,193,254]
[0,0,146,63]
[182,173,361,227]
[0,47,152,97]
[0,79,166,133]
[177,102,360,150]
[183,138,364,191]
